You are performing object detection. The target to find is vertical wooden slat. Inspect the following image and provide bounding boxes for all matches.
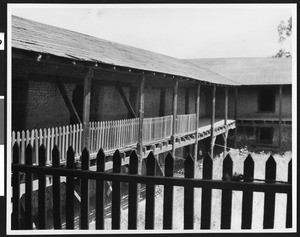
[210,86,216,157]
[278,85,283,149]
[96,148,105,230]
[163,153,174,229]
[12,143,20,230]
[221,154,233,229]
[263,155,277,229]
[38,145,46,229]
[241,154,254,229]
[145,152,156,229]
[112,150,122,229]
[286,159,292,228]
[52,145,61,229]
[24,144,33,229]
[184,154,194,229]
[234,87,238,148]
[80,148,90,229]
[172,79,178,156]
[201,153,213,229]
[66,146,75,229]
[128,150,138,229]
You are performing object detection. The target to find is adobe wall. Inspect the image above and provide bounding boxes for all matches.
[12,75,76,131]
[227,85,292,119]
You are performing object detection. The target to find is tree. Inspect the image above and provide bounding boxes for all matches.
[274,17,292,58]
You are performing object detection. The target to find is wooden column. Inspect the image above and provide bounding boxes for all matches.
[234,87,238,148]
[171,79,178,156]
[194,84,200,165]
[159,88,166,117]
[224,87,229,158]
[185,88,190,114]
[210,86,216,157]
[137,74,145,174]
[278,85,283,149]
[82,67,94,150]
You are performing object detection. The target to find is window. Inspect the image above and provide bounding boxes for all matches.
[258,127,273,144]
[258,87,275,112]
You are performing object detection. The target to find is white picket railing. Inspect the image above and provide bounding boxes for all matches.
[176,113,197,135]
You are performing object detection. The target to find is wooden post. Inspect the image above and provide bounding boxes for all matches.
[159,88,166,117]
[234,87,238,148]
[210,86,216,157]
[278,85,283,150]
[185,88,190,114]
[82,67,93,150]
[138,74,145,174]
[172,79,178,156]
[224,87,228,158]
[194,84,200,167]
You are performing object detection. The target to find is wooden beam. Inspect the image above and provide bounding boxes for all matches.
[172,79,179,156]
[211,86,216,157]
[278,85,283,149]
[185,88,190,114]
[117,84,137,118]
[159,88,166,117]
[234,87,238,148]
[129,87,139,118]
[56,75,82,124]
[82,68,94,150]
[138,74,146,173]
[224,87,229,158]
[194,84,200,165]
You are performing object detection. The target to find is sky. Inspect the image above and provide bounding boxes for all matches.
[10,4,295,59]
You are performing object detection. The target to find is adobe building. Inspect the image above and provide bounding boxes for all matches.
[11,15,240,166]
[188,58,292,152]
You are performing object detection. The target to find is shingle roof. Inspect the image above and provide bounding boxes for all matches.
[187,57,292,85]
[11,15,239,86]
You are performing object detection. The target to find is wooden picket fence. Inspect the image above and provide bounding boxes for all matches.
[11,143,292,230]
[11,114,197,165]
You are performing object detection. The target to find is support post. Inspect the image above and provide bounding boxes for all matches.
[159,88,166,117]
[185,88,190,114]
[194,84,200,168]
[82,67,93,150]
[210,86,216,157]
[172,79,178,157]
[138,74,145,174]
[224,87,229,158]
[234,87,238,148]
[278,85,283,150]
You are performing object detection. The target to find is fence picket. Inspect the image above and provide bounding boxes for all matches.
[38,145,46,229]
[286,159,292,228]
[263,155,276,229]
[241,155,254,229]
[52,145,61,229]
[112,150,122,229]
[12,143,20,230]
[184,154,194,229]
[221,154,233,229]
[201,153,213,229]
[66,146,75,229]
[24,144,33,229]
[128,150,138,229]
[163,153,174,229]
[80,148,90,229]
[21,131,26,164]
[96,149,105,230]
[145,152,156,229]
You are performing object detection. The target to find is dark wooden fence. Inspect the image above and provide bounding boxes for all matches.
[11,143,292,230]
